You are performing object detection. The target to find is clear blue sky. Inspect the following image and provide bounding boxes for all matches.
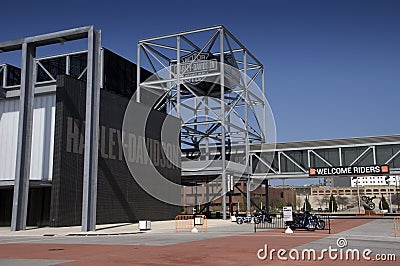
[1,0,399,143]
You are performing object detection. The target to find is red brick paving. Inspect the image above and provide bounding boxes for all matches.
[0,219,398,265]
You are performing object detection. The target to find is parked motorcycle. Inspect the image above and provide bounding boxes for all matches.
[236,215,254,224]
[285,211,318,231]
[361,195,376,210]
[254,211,273,224]
[236,212,274,225]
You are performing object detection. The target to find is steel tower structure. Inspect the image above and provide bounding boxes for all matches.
[136,26,267,219]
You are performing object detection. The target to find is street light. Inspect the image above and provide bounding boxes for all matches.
[396,175,399,212]
[385,176,392,213]
[352,176,361,213]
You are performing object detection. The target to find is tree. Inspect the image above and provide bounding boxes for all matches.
[316,195,329,211]
[304,196,312,211]
[329,194,338,212]
[296,197,302,211]
[379,195,390,211]
[276,200,287,209]
[336,196,350,210]
[350,195,359,206]
[321,195,330,208]
[316,197,324,208]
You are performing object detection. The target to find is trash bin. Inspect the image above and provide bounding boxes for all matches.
[195,217,204,225]
[139,220,151,230]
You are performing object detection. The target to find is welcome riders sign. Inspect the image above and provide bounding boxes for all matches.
[309,165,390,177]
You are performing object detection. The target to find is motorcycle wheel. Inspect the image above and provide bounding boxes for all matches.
[316,220,325,230]
[306,224,316,231]
[254,217,260,224]
[361,196,368,201]
[236,218,243,224]
[368,203,375,210]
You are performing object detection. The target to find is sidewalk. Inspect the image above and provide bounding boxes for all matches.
[0,219,236,237]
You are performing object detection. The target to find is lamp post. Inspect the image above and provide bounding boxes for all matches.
[397,175,399,212]
[265,179,269,214]
[385,176,392,213]
[356,177,361,213]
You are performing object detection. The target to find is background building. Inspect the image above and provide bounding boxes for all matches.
[351,175,399,187]
[182,181,296,215]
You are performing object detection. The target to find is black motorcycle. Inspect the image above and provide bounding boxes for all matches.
[285,212,318,231]
[236,215,253,224]
[361,195,376,210]
[254,211,273,224]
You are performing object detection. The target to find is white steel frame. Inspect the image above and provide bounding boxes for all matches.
[251,136,400,180]
[137,26,267,219]
[1,50,95,91]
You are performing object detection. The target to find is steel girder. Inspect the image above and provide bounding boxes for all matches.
[251,135,400,180]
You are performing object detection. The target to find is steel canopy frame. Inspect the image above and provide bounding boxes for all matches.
[0,50,89,94]
[251,135,400,180]
[137,26,266,219]
[0,26,101,232]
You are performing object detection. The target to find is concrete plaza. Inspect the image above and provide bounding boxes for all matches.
[0,218,398,265]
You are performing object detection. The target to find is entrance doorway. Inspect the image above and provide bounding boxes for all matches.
[0,187,51,227]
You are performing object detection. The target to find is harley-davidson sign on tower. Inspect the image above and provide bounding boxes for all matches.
[178,51,218,85]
